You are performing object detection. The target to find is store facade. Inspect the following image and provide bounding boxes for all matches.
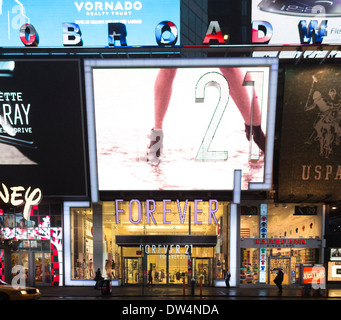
[64,200,325,287]
[0,59,89,287]
[240,203,324,286]
[63,56,279,287]
[65,200,229,286]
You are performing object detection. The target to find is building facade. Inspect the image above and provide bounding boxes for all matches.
[0,0,340,290]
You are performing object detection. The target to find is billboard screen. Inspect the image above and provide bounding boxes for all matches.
[0,60,88,197]
[279,65,341,202]
[0,0,180,47]
[85,58,278,192]
[252,0,341,45]
[302,266,325,285]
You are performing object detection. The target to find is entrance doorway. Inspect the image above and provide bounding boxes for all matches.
[120,244,215,286]
[269,256,290,285]
[194,258,211,286]
[124,258,142,285]
[10,251,51,286]
[147,254,167,284]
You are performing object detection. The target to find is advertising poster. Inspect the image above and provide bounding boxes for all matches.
[85,58,278,192]
[0,60,88,197]
[252,0,341,45]
[302,266,325,285]
[279,65,341,202]
[0,0,180,47]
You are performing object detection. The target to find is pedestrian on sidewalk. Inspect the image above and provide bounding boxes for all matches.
[94,268,103,290]
[225,270,231,288]
[274,269,284,293]
[147,268,153,287]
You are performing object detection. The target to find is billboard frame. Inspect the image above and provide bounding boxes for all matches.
[84,57,279,202]
[0,58,89,199]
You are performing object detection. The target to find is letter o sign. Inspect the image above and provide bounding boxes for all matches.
[20,24,39,47]
[155,21,178,47]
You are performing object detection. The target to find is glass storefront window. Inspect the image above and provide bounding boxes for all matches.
[1,202,62,286]
[240,203,323,239]
[267,204,322,239]
[240,203,323,285]
[71,208,94,280]
[101,200,228,285]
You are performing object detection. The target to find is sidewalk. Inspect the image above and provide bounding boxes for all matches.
[38,284,341,300]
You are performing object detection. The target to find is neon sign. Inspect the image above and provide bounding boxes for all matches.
[0,183,42,221]
[115,199,219,225]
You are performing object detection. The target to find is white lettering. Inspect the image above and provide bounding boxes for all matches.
[75,1,142,12]
[0,184,42,221]
[74,1,84,12]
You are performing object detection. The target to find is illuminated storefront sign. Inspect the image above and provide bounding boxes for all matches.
[0,183,42,220]
[140,244,193,255]
[115,199,219,225]
[255,238,308,246]
[242,238,322,249]
[0,1,180,47]
[85,58,278,196]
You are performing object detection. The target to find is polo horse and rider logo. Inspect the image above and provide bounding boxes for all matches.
[304,73,341,159]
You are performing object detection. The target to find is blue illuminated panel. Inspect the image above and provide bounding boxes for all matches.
[0,1,180,47]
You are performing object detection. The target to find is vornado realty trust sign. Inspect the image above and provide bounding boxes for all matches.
[278,65,341,202]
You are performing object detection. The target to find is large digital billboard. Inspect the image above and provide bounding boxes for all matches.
[0,0,180,47]
[85,58,278,194]
[252,0,341,45]
[279,64,341,202]
[0,60,88,198]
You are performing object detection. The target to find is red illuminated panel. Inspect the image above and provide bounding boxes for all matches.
[302,266,325,284]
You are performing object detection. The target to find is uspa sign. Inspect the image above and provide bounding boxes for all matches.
[279,65,341,202]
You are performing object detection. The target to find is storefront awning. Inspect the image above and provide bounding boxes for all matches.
[115,235,217,247]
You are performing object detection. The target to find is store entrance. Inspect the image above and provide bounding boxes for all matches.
[124,257,142,285]
[10,251,51,286]
[147,254,167,285]
[194,258,211,286]
[269,256,290,286]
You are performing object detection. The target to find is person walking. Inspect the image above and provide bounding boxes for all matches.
[274,269,284,293]
[94,268,103,290]
[225,270,231,288]
[147,268,153,287]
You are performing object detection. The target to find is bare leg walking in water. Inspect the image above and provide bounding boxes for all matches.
[147,67,265,165]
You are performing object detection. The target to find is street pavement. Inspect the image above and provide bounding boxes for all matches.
[37,283,341,300]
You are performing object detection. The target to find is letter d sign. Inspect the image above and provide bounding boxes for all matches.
[252,21,273,44]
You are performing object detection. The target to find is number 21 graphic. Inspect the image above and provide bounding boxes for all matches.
[195,70,265,162]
